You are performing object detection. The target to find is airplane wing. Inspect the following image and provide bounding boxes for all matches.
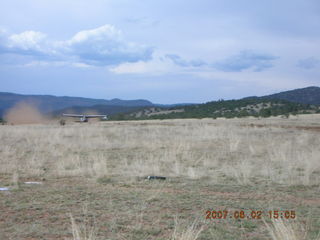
[85,115,107,118]
[62,113,107,119]
[62,114,84,117]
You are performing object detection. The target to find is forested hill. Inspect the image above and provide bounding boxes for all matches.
[110,97,320,120]
[262,86,320,105]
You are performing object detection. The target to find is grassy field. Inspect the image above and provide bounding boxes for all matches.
[0,115,320,239]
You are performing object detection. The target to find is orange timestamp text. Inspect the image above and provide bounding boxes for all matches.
[205,210,296,220]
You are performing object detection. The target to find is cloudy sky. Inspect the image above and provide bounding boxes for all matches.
[0,0,319,103]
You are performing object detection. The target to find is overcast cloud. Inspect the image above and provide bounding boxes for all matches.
[0,0,319,103]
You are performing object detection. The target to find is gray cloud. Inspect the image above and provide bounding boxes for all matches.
[297,57,319,69]
[165,51,278,72]
[213,50,278,72]
[0,25,153,66]
[165,54,207,67]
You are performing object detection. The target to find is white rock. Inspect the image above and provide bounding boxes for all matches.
[24,182,42,185]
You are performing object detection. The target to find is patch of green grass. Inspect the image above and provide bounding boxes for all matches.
[96,176,113,184]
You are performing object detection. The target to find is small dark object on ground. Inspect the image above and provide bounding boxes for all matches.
[59,119,66,126]
[146,176,166,180]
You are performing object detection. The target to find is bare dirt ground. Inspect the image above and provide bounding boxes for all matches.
[0,115,319,239]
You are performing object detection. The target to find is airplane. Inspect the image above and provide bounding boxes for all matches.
[62,113,108,122]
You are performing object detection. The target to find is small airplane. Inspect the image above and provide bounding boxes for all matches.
[62,113,108,122]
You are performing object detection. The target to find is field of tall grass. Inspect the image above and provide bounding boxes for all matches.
[0,115,319,239]
[1,116,319,185]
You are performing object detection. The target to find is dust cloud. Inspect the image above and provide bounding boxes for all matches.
[4,102,48,124]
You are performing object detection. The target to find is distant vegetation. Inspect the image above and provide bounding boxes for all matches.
[108,86,320,120]
[110,98,320,120]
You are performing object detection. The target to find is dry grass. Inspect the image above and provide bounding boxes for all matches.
[68,212,96,240]
[171,217,203,240]
[0,115,319,239]
[66,204,96,240]
[264,218,306,240]
[1,116,319,186]
[264,213,320,240]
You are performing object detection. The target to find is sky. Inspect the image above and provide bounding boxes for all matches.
[0,0,319,104]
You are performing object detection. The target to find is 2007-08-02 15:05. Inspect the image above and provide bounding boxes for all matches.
[205,210,296,220]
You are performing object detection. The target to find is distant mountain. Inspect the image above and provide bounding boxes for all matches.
[262,86,320,105]
[0,92,153,117]
[111,86,320,120]
[1,86,319,120]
